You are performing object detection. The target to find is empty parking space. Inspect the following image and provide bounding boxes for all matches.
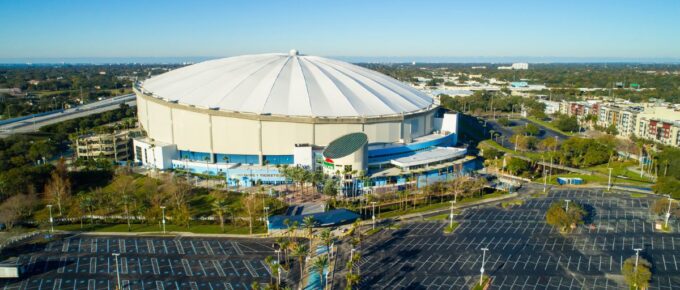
[359,189,680,289]
[1,235,287,290]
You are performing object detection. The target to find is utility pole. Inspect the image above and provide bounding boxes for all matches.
[608,168,613,191]
[160,206,166,234]
[47,204,54,233]
[480,248,489,286]
[112,253,121,290]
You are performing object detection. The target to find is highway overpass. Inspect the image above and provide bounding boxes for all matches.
[0,94,136,138]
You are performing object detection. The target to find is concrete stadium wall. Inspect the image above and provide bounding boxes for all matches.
[136,92,438,160]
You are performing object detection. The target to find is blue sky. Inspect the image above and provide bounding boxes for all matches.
[0,0,679,62]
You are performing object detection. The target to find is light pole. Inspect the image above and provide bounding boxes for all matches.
[264,206,270,235]
[350,248,356,262]
[46,204,54,233]
[543,169,547,194]
[565,200,571,212]
[607,168,613,191]
[275,249,281,265]
[112,253,121,290]
[449,200,455,228]
[480,247,489,286]
[160,206,166,234]
[633,248,643,290]
[664,195,672,228]
[371,202,376,230]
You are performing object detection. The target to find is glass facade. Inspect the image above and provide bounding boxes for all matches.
[263,155,294,165]
[215,153,259,164]
[179,150,212,162]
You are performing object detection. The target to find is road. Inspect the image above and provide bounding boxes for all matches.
[485,118,568,151]
[0,94,136,138]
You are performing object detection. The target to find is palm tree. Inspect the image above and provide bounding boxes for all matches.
[212,197,229,232]
[264,256,276,286]
[312,255,329,290]
[291,243,309,282]
[319,228,333,250]
[302,216,317,249]
[279,238,291,263]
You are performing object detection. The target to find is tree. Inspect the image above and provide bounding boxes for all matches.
[0,193,38,230]
[111,169,136,231]
[538,137,560,151]
[320,228,333,250]
[312,255,329,289]
[622,256,652,289]
[43,158,71,216]
[506,158,530,176]
[553,115,579,132]
[302,216,316,237]
[511,134,531,151]
[482,147,504,160]
[519,123,540,136]
[211,191,229,232]
[651,198,680,217]
[241,193,260,235]
[545,201,586,232]
[291,243,309,283]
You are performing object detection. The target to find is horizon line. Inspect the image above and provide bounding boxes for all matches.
[1,55,680,65]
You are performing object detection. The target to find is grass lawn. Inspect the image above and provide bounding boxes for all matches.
[471,276,491,290]
[501,199,524,208]
[443,222,460,234]
[425,213,455,221]
[478,140,544,161]
[537,172,653,187]
[54,223,265,235]
[525,116,574,136]
[379,192,507,219]
[587,160,655,184]
[630,193,648,198]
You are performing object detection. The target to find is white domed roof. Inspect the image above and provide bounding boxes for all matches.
[140,52,433,118]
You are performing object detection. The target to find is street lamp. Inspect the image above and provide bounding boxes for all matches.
[664,195,672,228]
[565,200,571,212]
[275,249,281,265]
[543,169,547,194]
[160,206,166,234]
[633,248,643,290]
[46,204,54,233]
[264,206,270,235]
[371,202,376,230]
[480,248,489,286]
[112,253,121,290]
[449,200,456,228]
[350,248,356,262]
[607,168,613,191]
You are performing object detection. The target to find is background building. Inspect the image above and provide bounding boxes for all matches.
[75,129,141,162]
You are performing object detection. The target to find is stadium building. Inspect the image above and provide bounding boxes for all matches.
[133,50,475,192]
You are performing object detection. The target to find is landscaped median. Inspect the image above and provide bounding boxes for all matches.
[54,223,266,235]
[379,192,510,220]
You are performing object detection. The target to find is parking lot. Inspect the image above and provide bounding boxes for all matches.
[357,189,680,289]
[0,235,290,290]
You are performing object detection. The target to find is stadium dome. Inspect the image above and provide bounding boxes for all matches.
[134,51,444,168]
[140,50,433,117]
